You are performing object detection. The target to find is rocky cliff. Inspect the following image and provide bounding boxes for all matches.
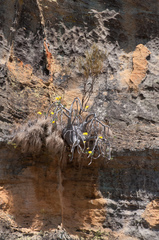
[0,0,159,239]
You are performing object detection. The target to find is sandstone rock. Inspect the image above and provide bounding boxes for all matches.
[0,0,159,239]
[142,199,159,230]
[129,44,151,89]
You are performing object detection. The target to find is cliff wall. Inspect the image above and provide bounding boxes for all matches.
[0,0,159,239]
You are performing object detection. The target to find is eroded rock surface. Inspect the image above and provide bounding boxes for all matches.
[0,0,159,239]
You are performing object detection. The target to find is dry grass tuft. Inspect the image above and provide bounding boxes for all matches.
[12,117,64,155]
[46,131,64,155]
[14,125,44,153]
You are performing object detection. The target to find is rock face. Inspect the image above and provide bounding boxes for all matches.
[0,0,159,239]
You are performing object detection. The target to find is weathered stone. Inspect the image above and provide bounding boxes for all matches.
[0,0,159,239]
[142,199,159,230]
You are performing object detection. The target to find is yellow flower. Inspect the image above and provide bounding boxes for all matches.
[51,112,54,115]
[83,132,88,136]
[85,105,89,109]
[52,121,55,123]
[56,96,62,101]
[87,147,89,150]
[83,141,86,144]
[88,151,93,154]
[37,111,42,115]
[99,136,103,139]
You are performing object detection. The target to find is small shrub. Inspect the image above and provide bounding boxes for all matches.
[78,44,107,109]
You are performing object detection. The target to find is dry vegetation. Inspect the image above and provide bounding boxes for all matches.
[78,43,107,109]
[10,97,112,165]
[11,117,64,156]
[10,44,111,164]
